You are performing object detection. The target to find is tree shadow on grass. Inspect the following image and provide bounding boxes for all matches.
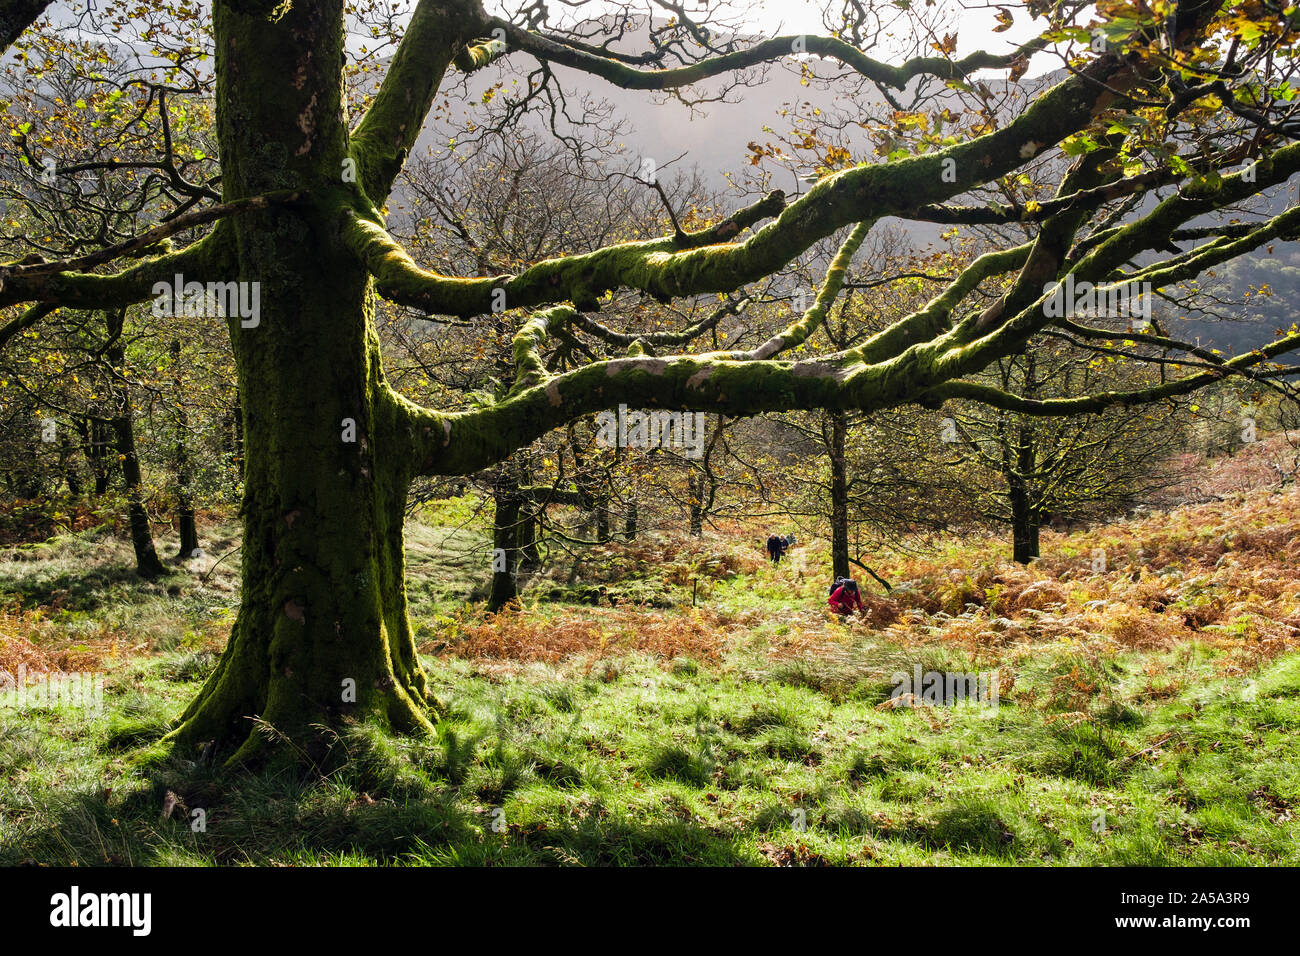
[749,797,1022,861]
[3,782,753,866]
[0,561,160,612]
[4,719,753,867]
[500,814,751,866]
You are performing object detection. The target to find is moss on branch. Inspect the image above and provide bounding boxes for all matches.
[925,330,1300,415]
[453,36,508,72]
[510,304,574,394]
[0,227,232,311]
[400,349,896,476]
[494,18,1045,92]
[707,219,872,361]
[350,0,479,202]
[349,58,1144,319]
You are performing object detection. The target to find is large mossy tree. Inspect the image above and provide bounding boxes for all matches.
[2,0,1299,764]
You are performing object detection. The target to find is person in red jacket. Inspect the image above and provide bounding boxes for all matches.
[828,578,865,616]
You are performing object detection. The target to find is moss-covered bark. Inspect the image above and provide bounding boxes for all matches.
[491,16,1044,92]
[347,53,1147,319]
[164,0,455,765]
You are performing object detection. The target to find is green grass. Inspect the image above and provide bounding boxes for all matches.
[2,498,1299,866]
[1,641,1296,866]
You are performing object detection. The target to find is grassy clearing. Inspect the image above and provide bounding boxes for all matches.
[1,484,1298,866]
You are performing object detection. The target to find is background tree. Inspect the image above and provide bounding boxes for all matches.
[946,343,1191,563]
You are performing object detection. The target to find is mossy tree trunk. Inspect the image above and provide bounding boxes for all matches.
[687,473,704,537]
[165,0,467,764]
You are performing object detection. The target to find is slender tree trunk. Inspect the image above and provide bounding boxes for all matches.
[112,408,167,579]
[58,433,81,496]
[624,499,637,540]
[1009,422,1038,564]
[1010,480,1034,565]
[105,310,168,579]
[829,409,851,582]
[178,500,199,557]
[170,341,200,558]
[688,473,704,536]
[519,505,540,570]
[489,473,522,611]
[78,415,113,495]
[686,414,721,536]
[19,423,43,498]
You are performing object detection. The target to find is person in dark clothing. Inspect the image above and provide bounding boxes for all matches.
[766,533,786,563]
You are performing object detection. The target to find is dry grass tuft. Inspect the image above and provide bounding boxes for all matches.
[0,606,145,674]
[423,604,734,668]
